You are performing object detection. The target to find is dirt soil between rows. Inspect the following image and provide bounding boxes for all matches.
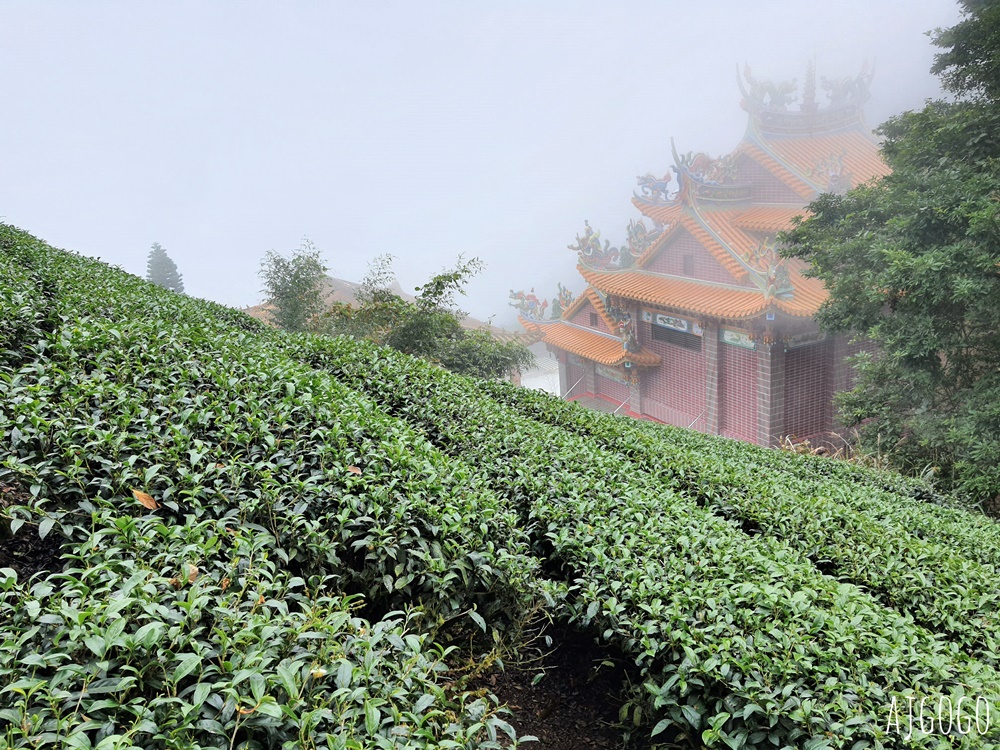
[473,628,653,749]
[0,480,63,581]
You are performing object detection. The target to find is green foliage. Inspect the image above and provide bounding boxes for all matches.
[324,255,534,380]
[435,329,535,381]
[483,379,1000,664]
[299,333,1000,749]
[258,239,328,333]
[0,506,513,749]
[5,223,1000,748]
[0,224,541,748]
[145,242,184,294]
[931,0,1000,102]
[782,3,1000,503]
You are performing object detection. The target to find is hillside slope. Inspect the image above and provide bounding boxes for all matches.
[2,225,1000,749]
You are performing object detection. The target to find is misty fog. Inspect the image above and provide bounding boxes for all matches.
[1,1,961,328]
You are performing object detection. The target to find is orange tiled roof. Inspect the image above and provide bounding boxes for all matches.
[523,318,659,366]
[559,286,619,331]
[739,142,817,199]
[580,265,824,319]
[774,259,828,316]
[632,210,750,283]
[732,205,808,233]
[758,128,888,189]
[693,207,762,265]
[632,201,684,227]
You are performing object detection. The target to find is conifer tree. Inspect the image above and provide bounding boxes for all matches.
[146,242,185,294]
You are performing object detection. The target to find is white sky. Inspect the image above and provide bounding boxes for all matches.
[2,1,962,327]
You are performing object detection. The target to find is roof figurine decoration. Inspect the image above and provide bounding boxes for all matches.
[809,150,853,194]
[568,219,663,271]
[738,59,874,134]
[508,288,549,320]
[634,172,676,204]
[549,282,575,319]
[738,64,798,115]
[605,296,640,353]
[672,145,750,203]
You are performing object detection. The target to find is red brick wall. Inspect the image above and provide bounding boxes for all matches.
[734,153,806,204]
[569,301,612,334]
[596,373,629,404]
[783,340,834,441]
[645,228,742,285]
[718,341,758,442]
[639,321,707,430]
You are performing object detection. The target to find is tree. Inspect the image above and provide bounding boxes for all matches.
[146,242,185,293]
[782,0,1000,504]
[258,239,328,333]
[325,254,534,380]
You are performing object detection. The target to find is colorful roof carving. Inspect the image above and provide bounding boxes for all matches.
[567,219,663,272]
[508,288,548,319]
[739,60,875,136]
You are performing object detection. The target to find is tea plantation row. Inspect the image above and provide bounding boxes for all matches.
[478,382,1000,663]
[293,335,1000,750]
[0,227,547,749]
[2,225,999,749]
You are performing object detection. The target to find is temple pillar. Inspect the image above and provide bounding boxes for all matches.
[703,322,721,435]
[627,365,642,414]
[756,339,785,447]
[583,360,597,395]
[558,352,570,397]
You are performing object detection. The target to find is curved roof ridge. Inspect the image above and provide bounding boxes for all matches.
[683,204,754,282]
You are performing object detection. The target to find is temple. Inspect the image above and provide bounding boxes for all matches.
[516,62,887,446]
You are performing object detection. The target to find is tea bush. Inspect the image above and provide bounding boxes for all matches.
[1,500,517,749]
[481,381,1000,664]
[4,224,1000,748]
[295,334,1000,748]
[0,225,542,748]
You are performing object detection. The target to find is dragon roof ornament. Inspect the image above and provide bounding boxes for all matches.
[666,138,752,204]
[634,172,677,204]
[809,150,854,195]
[508,288,548,320]
[568,219,662,271]
[738,60,875,135]
[740,240,794,300]
[549,282,575,319]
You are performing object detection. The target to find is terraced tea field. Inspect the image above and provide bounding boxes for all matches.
[2,224,999,748]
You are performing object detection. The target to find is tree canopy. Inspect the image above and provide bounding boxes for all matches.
[146,242,184,294]
[782,0,1000,504]
[258,240,328,333]
[325,254,534,380]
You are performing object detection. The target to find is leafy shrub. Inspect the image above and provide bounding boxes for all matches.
[4,224,1000,749]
